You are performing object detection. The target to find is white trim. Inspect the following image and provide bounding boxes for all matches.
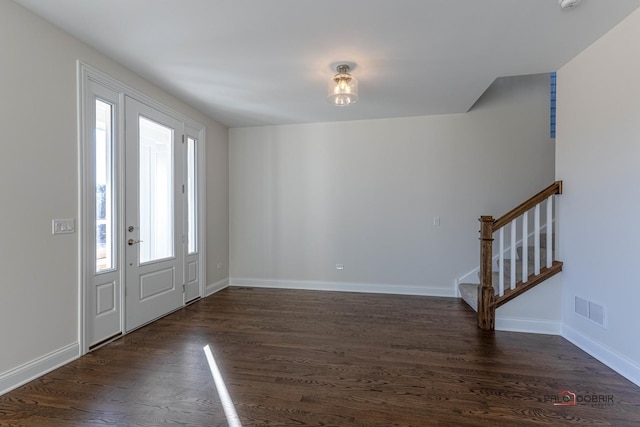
[562,324,640,388]
[495,317,561,335]
[205,278,230,297]
[79,62,201,127]
[0,343,79,396]
[77,61,87,355]
[196,128,207,299]
[229,277,457,297]
[456,266,481,287]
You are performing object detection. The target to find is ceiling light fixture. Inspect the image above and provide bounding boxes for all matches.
[328,64,359,106]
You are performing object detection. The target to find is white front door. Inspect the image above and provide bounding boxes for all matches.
[124,96,185,332]
[81,65,205,352]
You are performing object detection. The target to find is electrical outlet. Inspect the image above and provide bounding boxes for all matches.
[433,217,440,226]
[336,264,344,270]
[217,262,223,270]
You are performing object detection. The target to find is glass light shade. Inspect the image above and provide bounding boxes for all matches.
[327,67,359,106]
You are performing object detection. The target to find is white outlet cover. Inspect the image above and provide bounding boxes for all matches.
[52,219,75,235]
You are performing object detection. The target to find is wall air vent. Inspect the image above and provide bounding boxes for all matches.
[575,296,606,327]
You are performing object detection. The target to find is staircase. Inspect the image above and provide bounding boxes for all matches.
[458,181,563,330]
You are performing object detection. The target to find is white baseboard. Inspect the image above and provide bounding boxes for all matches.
[562,324,640,388]
[229,277,457,297]
[205,277,230,297]
[0,342,79,396]
[496,316,561,335]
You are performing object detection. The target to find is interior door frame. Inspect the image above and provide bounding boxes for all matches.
[78,62,207,355]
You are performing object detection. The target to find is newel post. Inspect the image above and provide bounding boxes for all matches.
[478,216,495,330]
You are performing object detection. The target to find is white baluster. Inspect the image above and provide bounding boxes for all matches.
[510,220,516,290]
[546,195,553,268]
[522,211,528,283]
[499,228,504,296]
[534,203,541,275]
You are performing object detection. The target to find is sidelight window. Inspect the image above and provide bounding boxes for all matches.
[187,136,198,254]
[95,99,115,272]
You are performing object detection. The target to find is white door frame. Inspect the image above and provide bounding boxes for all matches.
[78,62,207,354]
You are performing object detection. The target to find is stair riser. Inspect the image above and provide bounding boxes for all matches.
[458,283,479,312]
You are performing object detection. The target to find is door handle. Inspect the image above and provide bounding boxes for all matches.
[128,239,143,246]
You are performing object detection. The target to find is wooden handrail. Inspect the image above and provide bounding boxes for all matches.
[477,181,563,331]
[493,261,563,308]
[493,181,562,231]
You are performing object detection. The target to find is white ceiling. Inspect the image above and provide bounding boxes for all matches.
[13,0,640,128]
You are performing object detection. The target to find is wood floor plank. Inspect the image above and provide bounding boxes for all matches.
[1,287,639,426]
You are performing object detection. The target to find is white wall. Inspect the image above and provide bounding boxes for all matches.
[206,120,230,292]
[557,8,640,385]
[230,74,556,296]
[0,0,228,385]
[496,275,562,333]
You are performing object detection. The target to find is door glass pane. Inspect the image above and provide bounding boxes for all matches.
[95,99,114,272]
[139,116,174,263]
[187,136,197,254]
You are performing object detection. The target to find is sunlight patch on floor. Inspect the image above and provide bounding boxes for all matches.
[204,344,242,427]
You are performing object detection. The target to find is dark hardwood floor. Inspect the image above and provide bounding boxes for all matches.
[1,287,639,426]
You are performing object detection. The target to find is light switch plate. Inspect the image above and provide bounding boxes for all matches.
[52,219,75,234]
